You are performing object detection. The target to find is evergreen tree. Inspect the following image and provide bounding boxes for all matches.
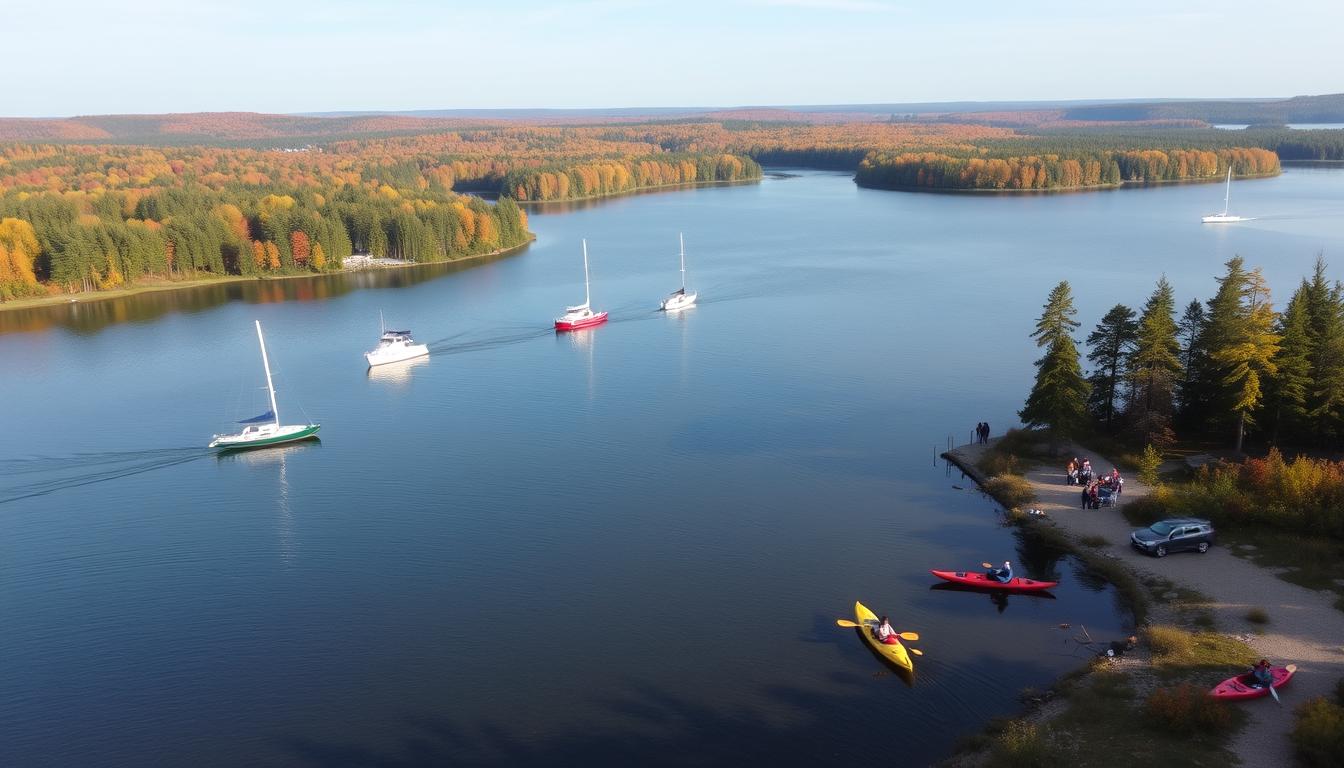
[1205,257,1280,452]
[1127,277,1182,446]
[1302,256,1344,437]
[1085,304,1137,429]
[1266,282,1312,443]
[1175,299,1213,430]
[1020,281,1091,437]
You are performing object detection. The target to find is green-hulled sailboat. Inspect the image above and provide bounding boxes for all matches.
[209,321,320,451]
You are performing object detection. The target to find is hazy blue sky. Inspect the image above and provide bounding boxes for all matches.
[9,0,1342,116]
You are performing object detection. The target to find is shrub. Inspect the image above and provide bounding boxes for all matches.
[1146,625,1194,660]
[1138,443,1162,487]
[987,720,1057,768]
[985,474,1036,510]
[979,450,1020,478]
[1292,697,1344,767]
[1245,607,1270,625]
[1145,683,1234,735]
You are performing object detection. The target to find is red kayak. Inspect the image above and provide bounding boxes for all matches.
[1209,665,1296,700]
[930,570,1059,592]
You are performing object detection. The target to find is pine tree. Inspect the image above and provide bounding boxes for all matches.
[1020,281,1091,437]
[1127,276,1182,446]
[1085,304,1137,429]
[1266,281,1312,443]
[1205,257,1280,452]
[1175,299,1212,430]
[1302,256,1344,437]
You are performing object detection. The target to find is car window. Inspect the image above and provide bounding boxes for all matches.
[1150,521,1175,536]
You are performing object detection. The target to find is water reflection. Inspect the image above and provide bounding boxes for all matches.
[928,582,1059,615]
[215,440,319,566]
[0,247,530,337]
[558,326,598,399]
[366,356,430,386]
[855,634,918,688]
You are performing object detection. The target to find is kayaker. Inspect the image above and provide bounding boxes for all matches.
[1244,659,1273,687]
[986,561,1013,583]
[874,616,899,645]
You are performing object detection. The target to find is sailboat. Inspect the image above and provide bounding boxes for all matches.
[660,233,698,312]
[554,239,608,331]
[209,321,321,450]
[364,310,429,367]
[1202,168,1247,223]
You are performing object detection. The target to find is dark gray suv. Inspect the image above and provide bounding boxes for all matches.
[1130,518,1215,557]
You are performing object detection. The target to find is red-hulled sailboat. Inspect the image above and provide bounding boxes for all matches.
[555,239,608,331]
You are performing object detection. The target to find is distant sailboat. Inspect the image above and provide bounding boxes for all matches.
[554,239,608,331]
[1202,168,1247,223]
[209,321,320,450]
[660,233,698,312]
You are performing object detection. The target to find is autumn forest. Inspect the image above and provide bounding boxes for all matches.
[1,111,1340,300]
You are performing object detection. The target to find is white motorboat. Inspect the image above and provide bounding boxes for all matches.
[1202,168,1247,223]
[209,321,321,450]
[660,232,698,312]
[365,312,429,367]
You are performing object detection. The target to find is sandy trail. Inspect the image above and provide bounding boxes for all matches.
[947,439,1344,767]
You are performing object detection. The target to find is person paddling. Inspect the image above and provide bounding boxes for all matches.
[986,560,1013,583]
[874,615,900,645]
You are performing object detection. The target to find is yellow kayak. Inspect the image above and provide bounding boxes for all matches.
[854,600,913,672]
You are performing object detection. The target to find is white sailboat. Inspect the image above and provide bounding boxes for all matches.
[1202,168,1247,223]
[660,233,698,312]
[209,321,321,450]
[364,310,429,367]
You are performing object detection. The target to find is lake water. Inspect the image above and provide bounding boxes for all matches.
[2,168,1342,766]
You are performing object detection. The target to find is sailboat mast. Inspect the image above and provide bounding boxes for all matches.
[1224,168,1232,214]
[255,320,280,427]
[679,232,686,290]
[582,239,591,307]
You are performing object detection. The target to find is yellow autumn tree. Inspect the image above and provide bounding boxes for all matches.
[311,242,327,270]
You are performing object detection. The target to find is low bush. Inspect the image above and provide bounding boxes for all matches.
[979,450,1021,478]
[1291,696,1344,767]
[985,474,1035,510]
[1146,625,1194,659]
[1145,683,1235,735]
[1245,607,1270,625]
[986,720,1057,768]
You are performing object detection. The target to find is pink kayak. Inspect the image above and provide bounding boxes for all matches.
[1210,665,1296,700]
[930,570,1059,592]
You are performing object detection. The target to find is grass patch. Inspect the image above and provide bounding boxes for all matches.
[984,474,1036,510]
[1079,534,1109,548]
[1292,696,1344,768]
[986,720,1059,768]
[1245,607,1270,625]
[1147,625,1256,677]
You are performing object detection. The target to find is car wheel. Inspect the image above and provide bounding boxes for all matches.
[1155,545,1167,558]
[1197,542,1210,554]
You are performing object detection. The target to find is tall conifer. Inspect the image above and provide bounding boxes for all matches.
[1021,281,1091,437]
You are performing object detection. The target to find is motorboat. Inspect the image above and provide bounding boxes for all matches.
[365,313,429,367]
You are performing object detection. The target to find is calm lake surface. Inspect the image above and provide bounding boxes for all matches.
[3,168,1342,766]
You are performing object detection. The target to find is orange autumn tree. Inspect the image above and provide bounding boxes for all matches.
[0,217,41,298]
[290,230,311,266]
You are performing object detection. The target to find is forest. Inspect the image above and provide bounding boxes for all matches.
[3,113,1340,298]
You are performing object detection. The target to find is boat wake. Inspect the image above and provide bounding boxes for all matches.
[429,325,555,355]
[0,447,210,506]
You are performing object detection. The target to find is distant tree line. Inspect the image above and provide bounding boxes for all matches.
[855,147,1279,191]
[500,153,761,202]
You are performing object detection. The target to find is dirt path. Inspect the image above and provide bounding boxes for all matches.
[947,439,1344,767]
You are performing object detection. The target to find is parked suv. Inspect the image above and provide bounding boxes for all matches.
[1130,518,1215,558]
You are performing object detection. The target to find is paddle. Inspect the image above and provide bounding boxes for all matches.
[1269,684,1281,704]
[834,619,920,641]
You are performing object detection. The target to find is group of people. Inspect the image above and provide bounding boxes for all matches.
[1065,458,1123,510]
[975,422,991,444]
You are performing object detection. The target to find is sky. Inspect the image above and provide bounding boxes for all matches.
[7,0,1343,116]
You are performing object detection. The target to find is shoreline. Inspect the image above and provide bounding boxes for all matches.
[0,237,535,314]
[512,176,761,206]
[858,170,1281,195]
[940,437,1344,766]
